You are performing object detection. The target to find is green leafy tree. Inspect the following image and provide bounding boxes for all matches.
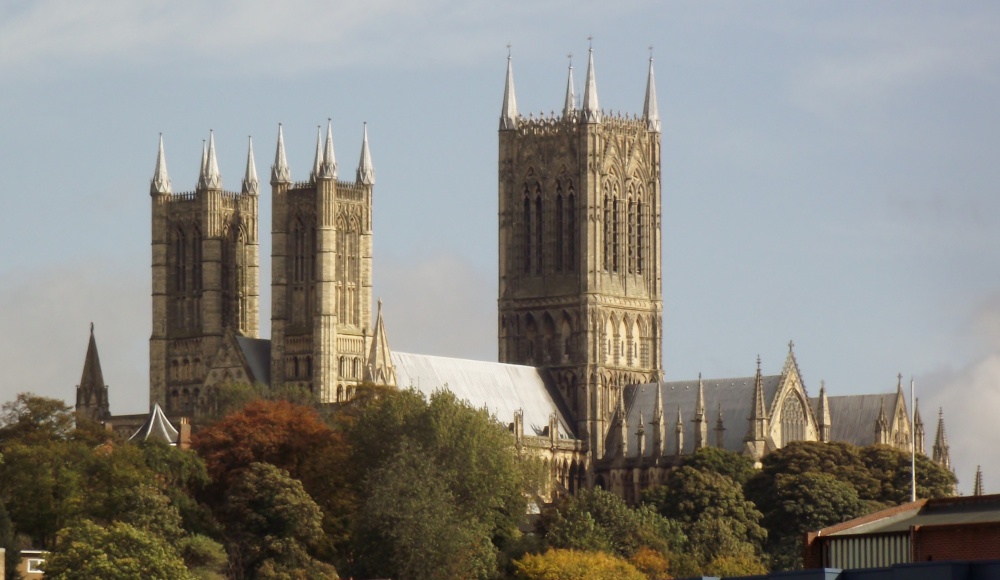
[222,462,335,579]
[139,440,216,536]
[513,549,646,580]
[683,446,756,486]
[44,520,193,580]
[344,388,540,580]
[0,500,19,580]
[759,472,869,570]
[541,488,684,559]
[0,394,75,445]
[860,445,957,504]
[745,441,881,505]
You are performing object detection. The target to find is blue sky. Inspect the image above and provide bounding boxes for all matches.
[1,1,998,492]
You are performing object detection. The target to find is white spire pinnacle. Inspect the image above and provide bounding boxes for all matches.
[199,140,207,183]
[150,134,172,195]
[643,56,661,132]
[310,125,322,183]
[199,130,221,190]
[242,136,258,195]
[357,123,375,185]
[582,47,601,123]
[319,119,337,180]
[271,124,291,185]
[500,54,519,130]
[563,60,576,119]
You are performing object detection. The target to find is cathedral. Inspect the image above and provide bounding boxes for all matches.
[74,49,953,500]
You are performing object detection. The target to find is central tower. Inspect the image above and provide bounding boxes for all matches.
[498,50,664,460]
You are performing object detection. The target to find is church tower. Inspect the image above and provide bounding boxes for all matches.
[149,133,260,415]
[498,50,664,461]
[269,122,376,403]
[76,323,111,422]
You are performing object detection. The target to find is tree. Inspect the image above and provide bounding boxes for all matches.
[745,441,881,505]
[192,399,352,552]
[860,445,957,504]
[683,447,756,486]
[222,463,335,579]
[0,394,75,445]
[344,388,540,580]
[0,501,19,580]
[513,549,646,580]
[760,472,868,570]
[44,520,193,580]
[358,443,496,580]
[541,488,683,560]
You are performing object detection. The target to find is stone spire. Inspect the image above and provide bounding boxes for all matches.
[310,125,322,182]
[715,403,726,448]
[199,139,207,183]
[675,405,684,457]
[319,119,337,180]
[748,356,768,440]
[150,134,172,195]
[875,400,890,445]
[581,47,601,123]
[364,298,396,386]
[913,398,926,455]
[974,465,984,496]
[242,136,258,195]
[357,123,375,185]
[817,380,832,443]
[933,408,951,470]
[75,323,110,422]
[499,52,518,130]
[270,124,292,185]
[562,59,576,119]
[198,130,221,190]
[643,56,660,132]
[652,383,665,457]
[694,373,708,450]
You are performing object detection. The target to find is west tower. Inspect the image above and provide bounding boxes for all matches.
[498,50,664,461]
[269,122,376,403]
[150,133,260,414]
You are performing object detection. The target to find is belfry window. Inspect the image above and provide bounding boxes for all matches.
[535,193,543,274]
[523,194,531,274]
[567,190,577,271]
[555,193,564,272]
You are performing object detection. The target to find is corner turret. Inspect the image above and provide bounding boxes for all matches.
[242,136,259,196]
[309,125,322,183]
[319,119,337,180]
[500,53,519,130]
[562,59,576,119]
[198,130,221,190]
[642,56,660,132]
[581,47,601,123]
[270,124,292,185]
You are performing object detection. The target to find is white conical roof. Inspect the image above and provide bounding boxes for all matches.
[500,55,519,130]
[150,134,172,195]
[242,136,258,195]
[581,48,601,123]
[319,119,337,179]
[356,123,375,185]
[643,57,661,132]
[270,124,291,184]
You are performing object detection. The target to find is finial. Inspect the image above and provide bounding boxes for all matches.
[756,354,762,370]
[150,133,172,195]
[357,122,375,185]
[788,339,795,352]
[90,321,94,335]
[648,44,654,60]
[378,297,383,308]
[506,43,511,58]
[587,35,593,49]
[820,379,826,392]
[568,52,573,65]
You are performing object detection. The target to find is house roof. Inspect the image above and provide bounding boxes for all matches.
[825,495,1000,536]
[128,403,179,445]
[391,351,576,439]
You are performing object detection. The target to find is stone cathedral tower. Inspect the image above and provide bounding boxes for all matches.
[498,50,664,460]
[150,133,260,415]
[269,122,376,404]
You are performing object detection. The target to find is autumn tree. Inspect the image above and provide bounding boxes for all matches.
[513,549,646,580]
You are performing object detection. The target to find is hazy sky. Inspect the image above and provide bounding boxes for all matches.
[1,1,998,492]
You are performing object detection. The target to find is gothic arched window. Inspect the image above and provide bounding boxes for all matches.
[636,199,644,274]
[603,194,611,271]
[555,191,564,272]
[534,191,543,274]
[523,194,532,274]
[567,187,577,271]
[781,395,807,446]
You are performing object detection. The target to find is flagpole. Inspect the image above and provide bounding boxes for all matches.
[911,376,917,503]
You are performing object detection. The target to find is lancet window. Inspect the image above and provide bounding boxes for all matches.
[781,395,807,446]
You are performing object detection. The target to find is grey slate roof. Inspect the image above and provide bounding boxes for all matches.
[824,393,897,447]
[607,375,782,459]
[129,403,179,445]
[235,336,271,385]
[391,351,576,439]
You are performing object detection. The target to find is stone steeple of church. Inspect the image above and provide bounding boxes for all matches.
[76,324,110,422]
[745,356,769,459]
[364,299,396,386]
[643,56,660,132]
[497,48,663,465]
[933,408,951,471]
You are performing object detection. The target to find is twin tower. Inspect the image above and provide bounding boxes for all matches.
[149,122,378,414]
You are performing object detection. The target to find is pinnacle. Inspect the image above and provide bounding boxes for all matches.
[271,124,291,185]
[581,47,601,123]
[357,123,375,185]
[310,125,322,182]
[500,53,519,130]
[150,134,172,195]
[643,56,660,132]
[319,119,337,180]
[199,130,221,190]
[242,136,259,195]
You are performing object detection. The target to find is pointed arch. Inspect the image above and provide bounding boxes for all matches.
[541,312,557,364]
[559,311,574,363]
[523,313,538,364]
[566,180,577,271]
